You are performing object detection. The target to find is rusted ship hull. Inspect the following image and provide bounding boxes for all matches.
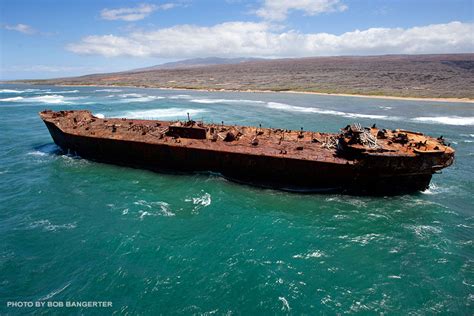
[42,118,442,195]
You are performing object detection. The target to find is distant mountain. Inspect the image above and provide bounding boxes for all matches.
[130,57,265,71]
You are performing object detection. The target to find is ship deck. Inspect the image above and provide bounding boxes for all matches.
[40,110,453,165]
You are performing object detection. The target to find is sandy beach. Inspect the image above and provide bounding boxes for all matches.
[54,83,474,103]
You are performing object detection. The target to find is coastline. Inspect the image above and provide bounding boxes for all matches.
[58,84,474,103]
[4,81,473,103]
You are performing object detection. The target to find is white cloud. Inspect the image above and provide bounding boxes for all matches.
[256,0,347,21]
[3,23,36,34]
[100,3,174,22]
[67,21,474,58]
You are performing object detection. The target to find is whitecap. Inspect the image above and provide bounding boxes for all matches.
[0,89,24,93]
[185,192,211,207]
[0,96,24,102]
[265,102,391,120]
[45,90,79,94]
[406,224,442,239]
[1,94,77,104]
[190,98,265,104]
[120,108,207,120]
[350,233,382,245]
[94,113,105,119]
[29,220,77,232]
[135,200,175,218]
[184,191,212,213]
[27,144,61,157]
[118,93,165,102]
[278,297,291,312]
[120,93,143,98]
[0,88,41,93]
[38,282,71,301]
[412,116,474,126]
[95,88,122,92]
[293,250,325,259]
[421,183,452,195]
[168,94,192,99]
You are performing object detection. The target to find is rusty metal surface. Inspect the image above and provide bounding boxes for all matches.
[39,109,456,194]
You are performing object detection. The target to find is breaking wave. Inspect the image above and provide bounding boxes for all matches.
[95,88,122,92]
[44,90,79,94]
[120,108,207,119]
[119,93,165,102]
[187,98,394,120]
[190,98,265,105]
[0,96,24,102]
[0,88,41,93]
[412,116,474,126]
[0,94,80,104]
[265,102,391,120]
[168,94,192,99]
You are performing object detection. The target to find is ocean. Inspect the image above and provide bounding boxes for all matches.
[0,84,472,314]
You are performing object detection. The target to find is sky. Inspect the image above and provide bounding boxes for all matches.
[1,0,473,80]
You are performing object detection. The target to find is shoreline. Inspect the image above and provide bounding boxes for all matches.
[4,82,474,103]
[58,84,474,103]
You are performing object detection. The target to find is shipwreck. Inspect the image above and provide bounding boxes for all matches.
[40,110,455,195]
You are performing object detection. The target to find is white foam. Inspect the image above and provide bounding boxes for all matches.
[421,183,452,195]
[28,150,48,157]
[266,102,390,120]
[293,250,325,259]
[0,89,23,93]
[135,200,175,218]
[186,192,212,207]
[29,220,76,231]
[0,88,41,93]
[168,94,192,99]
[119,93,165,102]
[95,88,122,92]
[184,192,212,213]
[0,96,24,102]
[38,282,71,301]
[190,98,265,104]
[0,94,77,104]
[45,90,79,94]
[412,116,474,126]
[278,297,291,312]
[121,108,207,119]
[120,93,143,98]
[94,113,105,119]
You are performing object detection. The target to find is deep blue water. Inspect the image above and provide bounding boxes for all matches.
[0,84,473,314]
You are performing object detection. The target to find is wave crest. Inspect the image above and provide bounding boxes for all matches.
[120,108,207,119]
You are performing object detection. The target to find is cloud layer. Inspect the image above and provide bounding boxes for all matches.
[256,0,347,21]
[67,21,474,58]
[100,3,174,22]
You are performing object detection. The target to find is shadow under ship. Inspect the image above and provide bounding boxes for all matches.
[40,110,455,195]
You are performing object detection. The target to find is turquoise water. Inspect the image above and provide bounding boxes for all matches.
[0,84,473,314]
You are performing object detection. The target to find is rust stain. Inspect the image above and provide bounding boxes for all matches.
[39,110,455,194]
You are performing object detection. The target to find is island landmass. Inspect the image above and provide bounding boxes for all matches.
[6,54,474,102]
